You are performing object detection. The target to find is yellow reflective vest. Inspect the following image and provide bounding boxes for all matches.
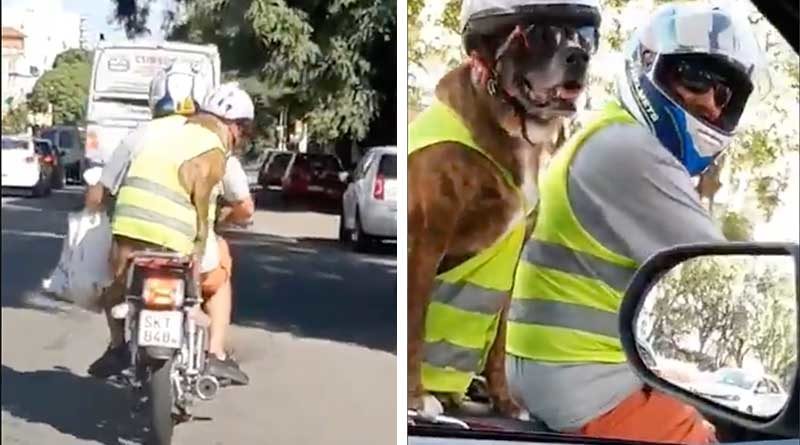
[507,101,639,364]
[112,121,226,254]
[409,100,532,395]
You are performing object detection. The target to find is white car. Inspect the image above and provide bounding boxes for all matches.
[691,368,788,417]
[1,135,58,197]
[340,146,397,252]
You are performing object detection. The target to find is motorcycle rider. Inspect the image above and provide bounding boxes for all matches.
[505,3,764,443]
[85,65,254,385]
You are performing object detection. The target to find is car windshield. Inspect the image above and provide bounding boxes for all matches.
[713,369,757,390]
[378,154,397,179]
[268,154,292,175]
[2,138,28,150]
[307,154,342,172]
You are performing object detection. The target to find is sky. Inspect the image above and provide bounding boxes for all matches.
[1,0,172,44]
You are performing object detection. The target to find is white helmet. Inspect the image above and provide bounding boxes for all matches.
[148,61,210,118]
[202,82,255,121]
[616,3,766,176]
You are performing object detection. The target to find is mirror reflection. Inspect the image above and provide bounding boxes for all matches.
[635,254,797,418]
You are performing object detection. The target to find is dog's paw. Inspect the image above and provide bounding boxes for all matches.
[418,393,445,419]
[492,396,528,420]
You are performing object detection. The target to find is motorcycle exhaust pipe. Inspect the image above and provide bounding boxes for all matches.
[195,375,219,400]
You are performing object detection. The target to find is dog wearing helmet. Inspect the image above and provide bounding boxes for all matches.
[408,0,602,419]
[86,80,256,385]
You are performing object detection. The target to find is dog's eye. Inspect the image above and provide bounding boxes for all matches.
[528,26,558,53]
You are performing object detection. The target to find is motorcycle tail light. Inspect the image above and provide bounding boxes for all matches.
[142,276,185,309]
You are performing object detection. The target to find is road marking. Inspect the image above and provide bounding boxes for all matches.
[1,229,65,239]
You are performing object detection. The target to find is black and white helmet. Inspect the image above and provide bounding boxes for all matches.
[460,0,601,55]
[202,82,255,121]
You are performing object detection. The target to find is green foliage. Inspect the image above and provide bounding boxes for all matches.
[719,211,753,242]
[28,49,91,126]
[647,256,796,377]
[1,103,30,134]
[113,0,396,145]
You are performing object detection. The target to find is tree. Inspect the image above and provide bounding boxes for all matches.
[646,256,796,377]
[1,102,30,134]
[28,48,92,125]
[110,0,396,147]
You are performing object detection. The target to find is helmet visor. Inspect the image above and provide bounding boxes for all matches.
[635,5,768,98]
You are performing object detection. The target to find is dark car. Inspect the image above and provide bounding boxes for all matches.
[281,153,347,203]
[259,151,294,189]
[34,139,65,190]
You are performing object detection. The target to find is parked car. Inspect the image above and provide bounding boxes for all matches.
[1,135,63,196]
[690,368,788,417]
[340,146,397,251]
[259,151,294,189]
[36,139,66,190]
[39,125,84,183]
[255,148,285,188]
[281,153,348,204]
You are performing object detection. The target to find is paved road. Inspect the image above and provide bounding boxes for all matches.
[1,186,397,445]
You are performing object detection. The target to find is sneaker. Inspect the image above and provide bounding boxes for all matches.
[207,353,249,385]
[88,343,130,379]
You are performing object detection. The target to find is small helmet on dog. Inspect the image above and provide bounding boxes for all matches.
[460,0,601,42]
[148,61,210,118]
[616,3,766,176]
[202,82,256,149]
[202,82,255,122]
[459,0,602,142]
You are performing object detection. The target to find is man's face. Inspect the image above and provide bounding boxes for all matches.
[668,78,725,124]
[664,60,734,127]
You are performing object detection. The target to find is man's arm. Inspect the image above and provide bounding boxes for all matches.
[568,123,725,264]
[218,156,254,225]
[84,123,149,212]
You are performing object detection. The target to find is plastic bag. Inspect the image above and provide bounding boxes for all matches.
[42,209,113,312]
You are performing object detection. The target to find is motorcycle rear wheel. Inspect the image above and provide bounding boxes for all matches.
[146,357,175,445]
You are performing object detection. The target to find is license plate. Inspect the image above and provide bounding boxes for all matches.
[138,310,183,348]
[308,185,323,192]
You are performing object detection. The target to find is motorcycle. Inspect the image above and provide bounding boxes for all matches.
[109,251,219,444]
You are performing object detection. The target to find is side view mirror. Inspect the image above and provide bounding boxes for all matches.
[619,242,798,439]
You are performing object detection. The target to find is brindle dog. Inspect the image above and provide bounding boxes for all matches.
[104,114,236,326]
[408,25,594,418]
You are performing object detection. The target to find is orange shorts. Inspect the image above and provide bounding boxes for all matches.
[580,388,717,444]
[200,237,232,298]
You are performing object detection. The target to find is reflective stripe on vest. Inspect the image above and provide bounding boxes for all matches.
[112,122,225,254]
[410,99,531,395]
[507,101,638,364]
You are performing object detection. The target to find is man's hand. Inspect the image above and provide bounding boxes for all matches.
[84,183,108,213]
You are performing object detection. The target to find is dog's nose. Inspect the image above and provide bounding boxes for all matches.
[563,47,589,68]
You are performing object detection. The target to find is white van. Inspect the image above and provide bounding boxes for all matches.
[83,41,221,169]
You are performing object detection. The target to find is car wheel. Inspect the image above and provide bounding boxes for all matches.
[338,205,349,243]
[32,174,48,198]
[351,208,373,253]
[53,168,65,190]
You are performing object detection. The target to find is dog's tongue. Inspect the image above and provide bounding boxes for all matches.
[556,85,583,101]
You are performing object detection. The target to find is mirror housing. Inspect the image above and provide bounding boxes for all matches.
[619,242,799,439]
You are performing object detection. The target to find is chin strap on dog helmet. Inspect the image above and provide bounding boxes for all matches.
[468,25,542,147]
